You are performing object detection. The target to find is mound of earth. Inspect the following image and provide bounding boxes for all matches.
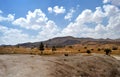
[0,54,120,77]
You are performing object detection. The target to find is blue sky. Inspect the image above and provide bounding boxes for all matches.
[0,0,120,45]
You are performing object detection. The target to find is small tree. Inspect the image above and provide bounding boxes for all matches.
[86,50,91,54]
[52,46,56,53]
[104,48,112,55]
[39,42,44,54]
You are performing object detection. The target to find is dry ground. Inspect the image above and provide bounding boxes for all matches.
[0,54,120,77]
[0,43,120,55]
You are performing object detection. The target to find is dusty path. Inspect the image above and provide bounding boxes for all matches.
[0,54,120,77]
[112,55,120,60]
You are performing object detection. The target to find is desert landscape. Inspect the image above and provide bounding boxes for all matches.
[0,36,120,77]
[0,36,120,55]
[0,0,120,77]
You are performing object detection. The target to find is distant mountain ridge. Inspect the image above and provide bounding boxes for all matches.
[14,36,120,48]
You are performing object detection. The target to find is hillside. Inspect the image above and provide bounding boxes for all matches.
[11,36,120,48]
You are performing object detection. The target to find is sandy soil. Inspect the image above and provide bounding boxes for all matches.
[112,55,120,60]
[0,54,120,77]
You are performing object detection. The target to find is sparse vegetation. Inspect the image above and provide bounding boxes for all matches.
[0,37,120,55]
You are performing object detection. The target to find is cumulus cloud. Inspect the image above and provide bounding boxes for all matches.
[48,6,66,14]
[75,6,107,24]
[0,13,14,22]
[0,8,61,45]
[0,23,59,45]
[13,9,48,30]
[0,25,31,45]
[103,0,110,3]
[64,8,75,21]
[11,9,60,44]
[36,20,60,40]
[103,0,120,6]
[62,4,120,39]
[0,3,120,45]
[48,7,53,13]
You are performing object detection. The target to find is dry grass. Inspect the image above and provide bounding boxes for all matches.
[0,43,120,55]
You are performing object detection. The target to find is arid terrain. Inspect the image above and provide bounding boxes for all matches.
[0,0,120,76]
[0,36,120,77]
[0,54,120,77]
[0,36,120,55]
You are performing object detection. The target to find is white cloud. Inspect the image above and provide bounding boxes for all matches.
[106,11,120,32]
[103,0,110,3]
[13,9,48,30]
[48,6,66,14]
[12,9,60,44]
[62,4,120,39]
[103,0,120,6]
[0,25,31,45]
[111,0,120,6]
[36,20,60,40]
[76,9,93,24]
[103,4,119,16]
[48,7,53,13]
[53,6,66,14]
[0,24,59,45]
[64,8,75,21]
[0,13,14,22]
[92,7,105,23]
[0,4,120,45]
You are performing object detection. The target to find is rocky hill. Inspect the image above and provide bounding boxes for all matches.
[11,36,120,48]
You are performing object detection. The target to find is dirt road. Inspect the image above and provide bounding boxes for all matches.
[112,55,120,60]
